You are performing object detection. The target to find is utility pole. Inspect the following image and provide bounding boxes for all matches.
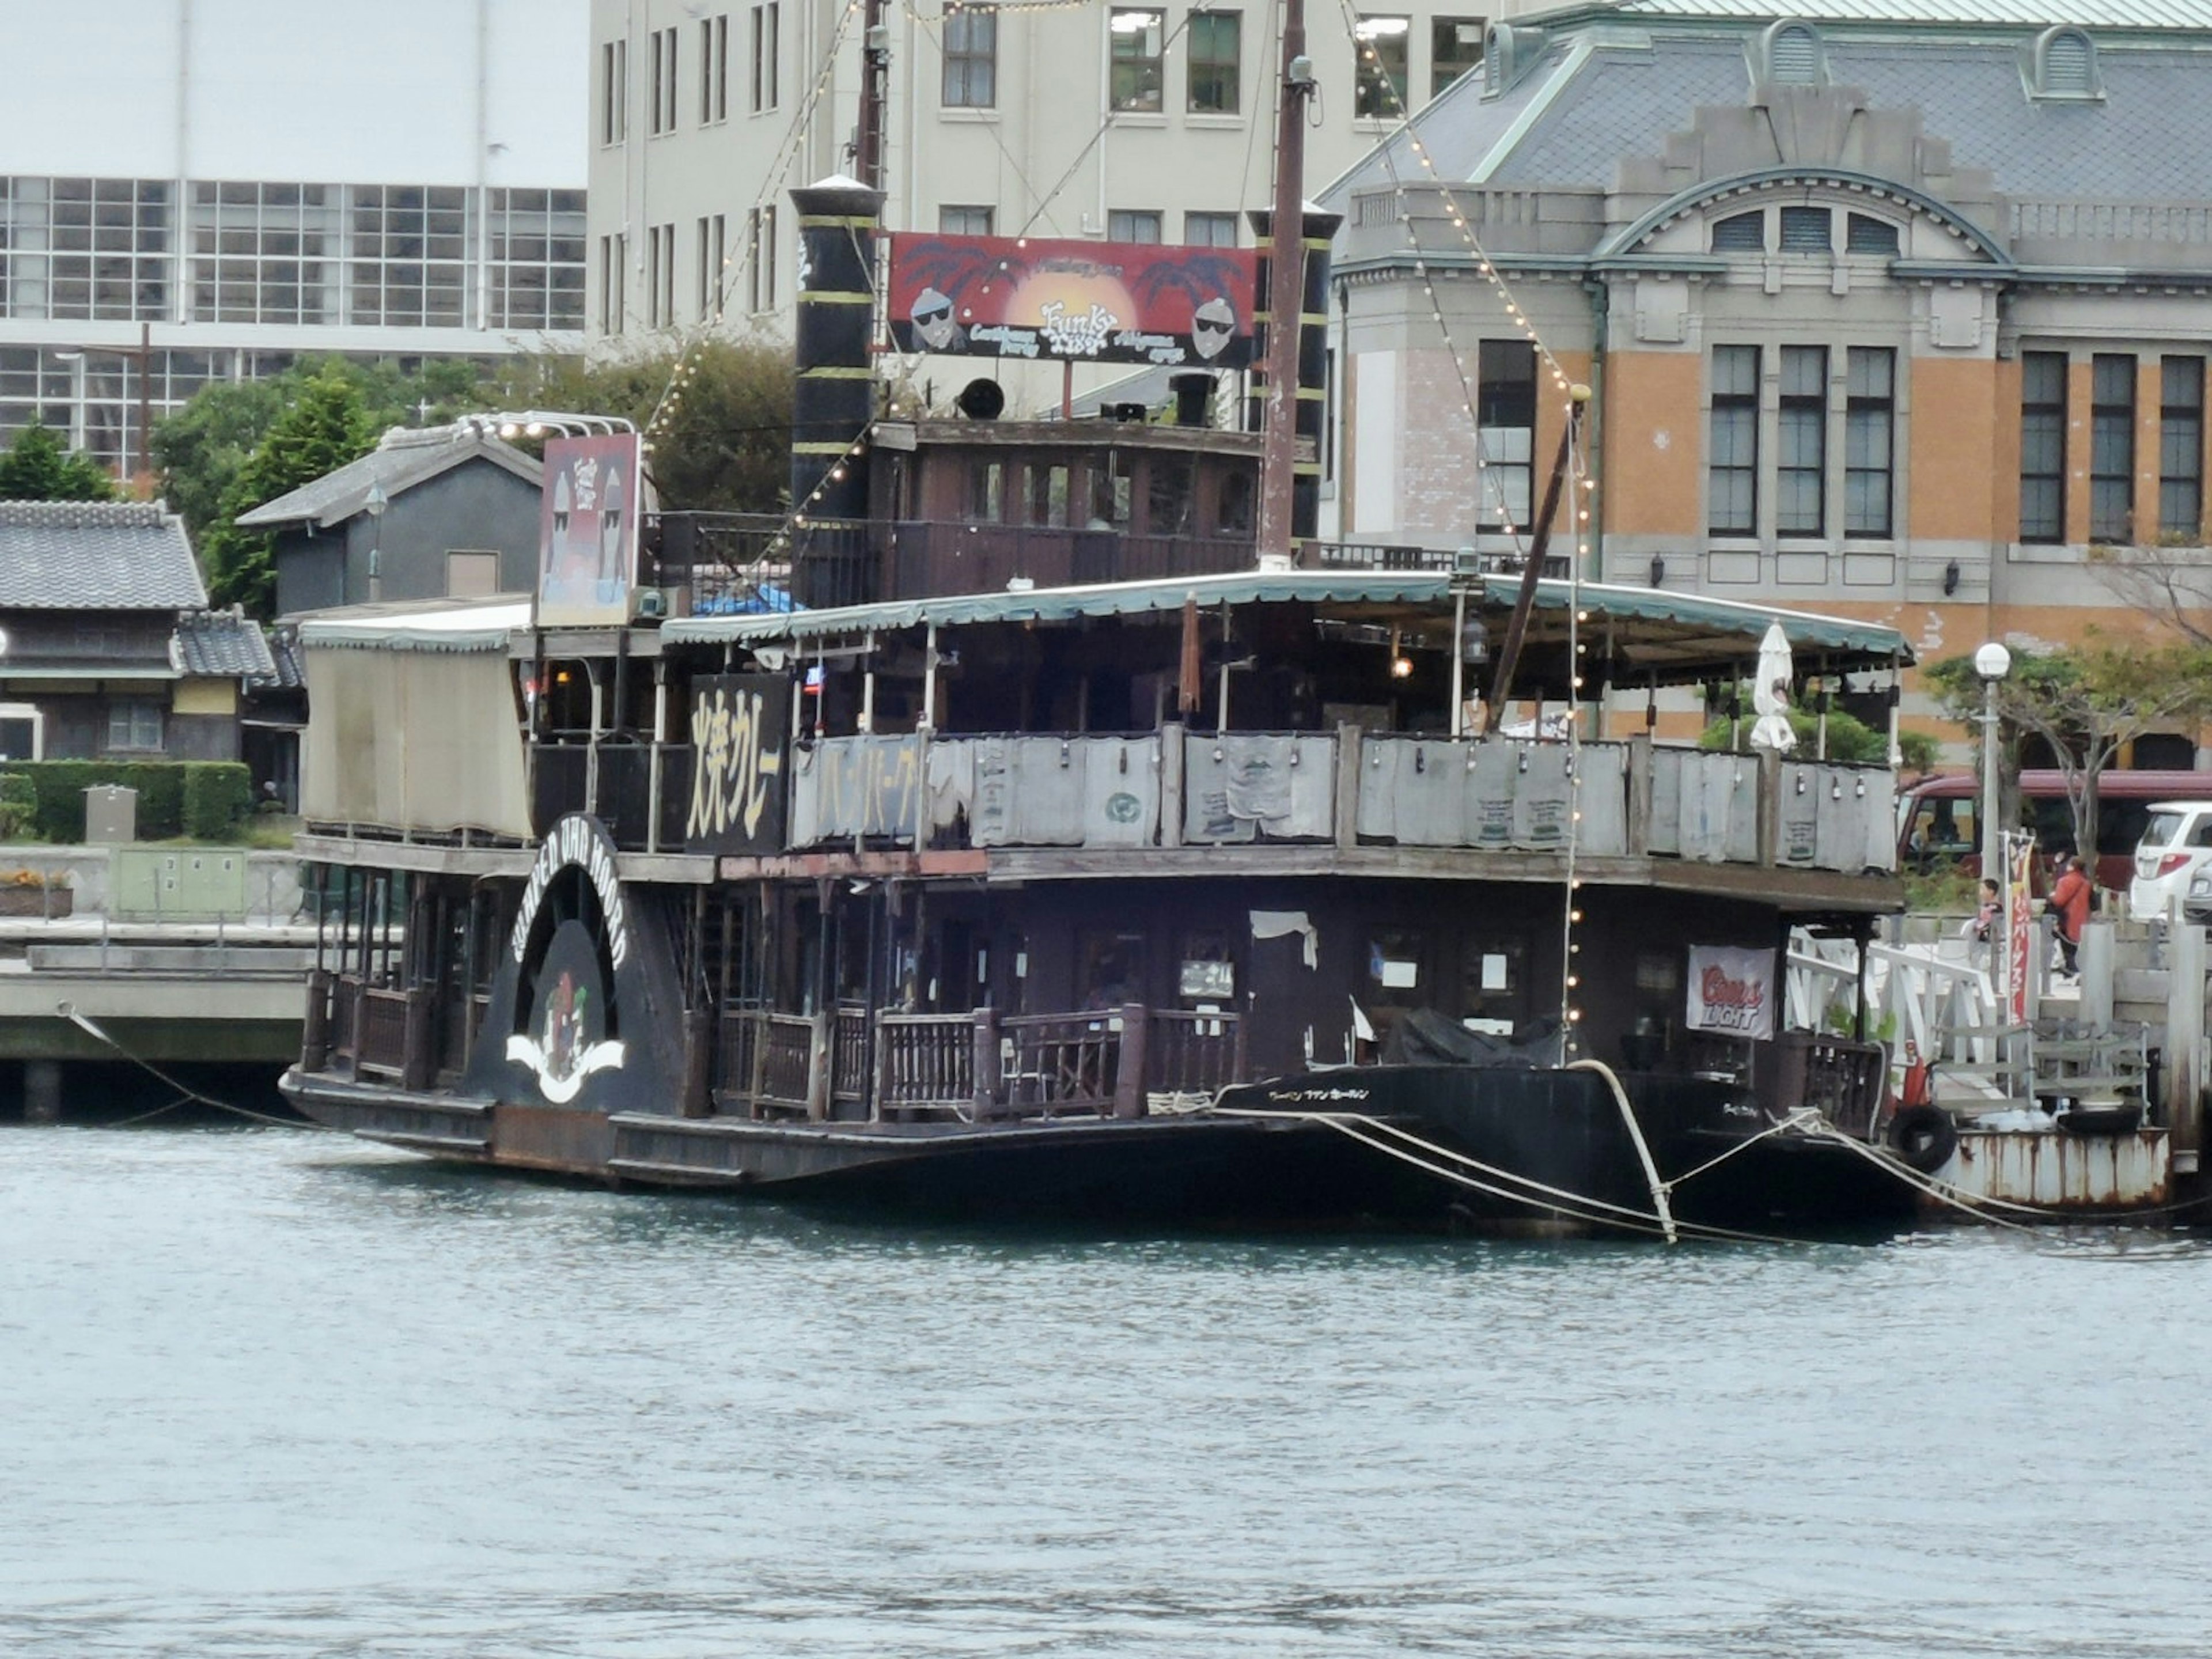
[1256,0,1313,564]
[856,0,889,192]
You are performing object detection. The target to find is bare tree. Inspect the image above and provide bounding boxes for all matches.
[2086,541,2212,649]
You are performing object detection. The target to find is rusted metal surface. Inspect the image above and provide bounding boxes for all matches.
[491,1103,615,1174]
[1943,1128,2169,1210]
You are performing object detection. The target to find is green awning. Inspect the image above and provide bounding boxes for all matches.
[661,569,1912,668]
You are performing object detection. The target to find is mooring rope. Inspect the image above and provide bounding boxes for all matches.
[1565,1059,1676,1244]
[57,1001,314,1131]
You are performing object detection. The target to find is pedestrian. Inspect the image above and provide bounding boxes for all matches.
[1963,876,2000,946]
[2048,850,2092,976]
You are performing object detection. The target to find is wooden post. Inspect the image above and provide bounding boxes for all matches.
[401,987,434,1092]
[1627,732,1653,857]
[873,1010,895,1123]
[972,1006,1001,1121]
[2166,923,2205,1166]
[1335,722,1362,851]
[1160,722,1186,849]
[1114,1003,1148,1118]
[302,966,331,1071]
[806,1008,833,1120]
[681,1002,714,1117]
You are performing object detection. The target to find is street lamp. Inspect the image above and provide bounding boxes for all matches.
[1974,640,2012,881]
[364,479,388,603]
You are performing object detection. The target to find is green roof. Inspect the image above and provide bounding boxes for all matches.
[661,569,1912,672]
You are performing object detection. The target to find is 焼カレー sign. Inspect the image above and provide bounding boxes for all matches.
[887,233,1258,368]
[1685,944,1775,1040]
[685,675,790,854]
[539,434,642,628]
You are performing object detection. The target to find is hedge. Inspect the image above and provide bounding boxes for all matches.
[0,760,253,842]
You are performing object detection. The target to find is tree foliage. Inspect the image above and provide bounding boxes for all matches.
[482,336,794,513]
[1924,640,2212,858]
[198,365,377,616]
[0,422,119,502]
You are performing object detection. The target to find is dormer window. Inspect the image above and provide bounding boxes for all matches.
[1753,19,1825,88]
[2029,26,2101,101]
[1712,210,1764,252]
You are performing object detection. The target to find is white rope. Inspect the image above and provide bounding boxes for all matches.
[1565,1058,1676,1244]
[57,1001,311,1131]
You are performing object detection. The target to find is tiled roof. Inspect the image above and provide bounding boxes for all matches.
[1345,20,2212,205]
[175,608,280,683]
[234,426,541,531]
[0,500,208,611]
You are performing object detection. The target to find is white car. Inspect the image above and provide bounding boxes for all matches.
[2128,801,2212,921]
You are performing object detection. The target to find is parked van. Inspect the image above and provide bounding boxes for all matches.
[2127,801,2212,920]
[1895,769,2212,891]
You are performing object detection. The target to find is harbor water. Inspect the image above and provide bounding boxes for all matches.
[5,1114,2210,1657]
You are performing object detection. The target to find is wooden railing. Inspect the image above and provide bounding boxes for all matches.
[355,984,411,1078]
[1147,1009,1246,1098]
[875,1013,975,1119]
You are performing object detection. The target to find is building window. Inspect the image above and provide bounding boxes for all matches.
[1110,10,1165,112]
[2162,355,2205,541]
[698,212,726,318]
[2020,350,2067,542]
[0,177,172,324]
[646,224,677,327]
[1107,209,1162,244]
[649,26,679,135]
[1709,344,1759,536]
[1354,17,1411,118]
[600,39,627,144]
[1846,213,1899,255]
[2091,353,2135,542]
[1431,16,1485,97]
[0,703,42,763]
[487,187,587,331]
[747,206,775,312]
[106,699,163,753]
[939,204,994,236]
[1777,344,1826,537]
[751,2,780,113]
[1844,346,1894,537]
[1710,210,1763,252]
[343,185,468,328]
[1187,10,1240,115]
[1778,205,1831,253]
[1476,339,1535,531]
[943,6,997,108]
[700,14,729,123]
[1184,211,1238,247]
[600,231,626,333]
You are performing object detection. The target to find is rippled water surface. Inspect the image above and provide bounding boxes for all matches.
[5,1118,2210,1657]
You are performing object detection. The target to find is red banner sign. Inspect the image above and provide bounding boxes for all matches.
[887,233,1259,368]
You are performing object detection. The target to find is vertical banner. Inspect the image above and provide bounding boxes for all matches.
[2005,830,2035,1022]
[539,434,642,627]
[1685,944,1777,1040]
[685,674,791,854]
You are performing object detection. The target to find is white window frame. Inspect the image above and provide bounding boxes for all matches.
[0,701,44,762]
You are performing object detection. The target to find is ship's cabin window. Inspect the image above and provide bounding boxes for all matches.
[1623,948,1681,1069]
[1368,928,1424,1004]
[1148,452,1195,535]
[1219,468,1254,534]
[1458,934,1525,1034]
[1089,452,1135,528]
[1027,462,1070,527]
[1177,931,1234,1003]
[967,458,1005,521]
[1080,930,1147,1008]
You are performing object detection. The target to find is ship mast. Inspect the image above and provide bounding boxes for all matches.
[856,0,890,191]
[1257,0,1313,563]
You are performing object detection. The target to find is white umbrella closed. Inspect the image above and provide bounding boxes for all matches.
[1748,621,1797,754]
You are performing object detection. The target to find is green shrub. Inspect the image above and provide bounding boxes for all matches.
[3,760,253,841]
[0,771,33,840]
[183,763,254,839]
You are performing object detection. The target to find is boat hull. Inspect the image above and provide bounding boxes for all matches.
[284,1060,1918,1236]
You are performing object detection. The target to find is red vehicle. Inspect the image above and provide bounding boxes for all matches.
[1896,768,2212,891]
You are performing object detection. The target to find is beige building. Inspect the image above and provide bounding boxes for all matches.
[1320,0,2212,755]
[585,0,1542,383]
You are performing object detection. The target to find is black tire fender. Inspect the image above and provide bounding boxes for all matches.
[1888,1103,1958,1173]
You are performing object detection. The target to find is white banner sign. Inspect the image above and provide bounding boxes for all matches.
[1685,944,1776,1040]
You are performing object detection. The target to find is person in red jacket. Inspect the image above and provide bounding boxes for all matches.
[2048,851,2092,976]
